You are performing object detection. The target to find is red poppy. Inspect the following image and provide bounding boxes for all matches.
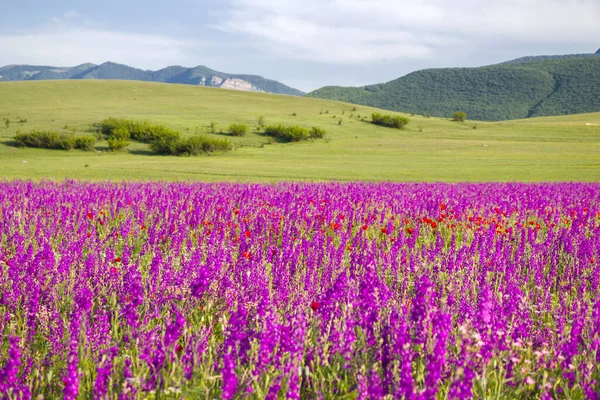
[245,230,251,238]
[332,223,341,230]
[431,221,437,229]
[406,227,414,235]
[98,220,104,226]
[110,266,118,274]
[381,227,387,234]
[440,203,447,211]
[340,214,345,220]
[310,301,320,312]
[241,251,251,259]
[87,213,93,219]
[141,225,146,230]
[114,257,121,263]
[362,225,368,231]
[234,209,240,215]
[592,258,596,264]
[176,344,184,354]
[87,233,92,238]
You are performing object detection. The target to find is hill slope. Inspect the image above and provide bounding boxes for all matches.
[0,62,303,96]
[307,54,600,121]
[0,80,598,182]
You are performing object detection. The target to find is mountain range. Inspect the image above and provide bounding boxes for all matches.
[0,62,304,96]
[308,52,600,121]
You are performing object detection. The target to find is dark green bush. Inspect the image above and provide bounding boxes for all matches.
[195,135,232,154]
[107,137,129,151]
[149,130,181,155]
[94,118,180,143]
[452,111,467,122]
[371,113,410,129]
[74,136,97,151]
[263,125,328,142]
[154,134,232,156]
[263,125,307,142]
[309,127,327,139]
[14,130,95,151]
[176,136,205,156]
[15,130,60,148]
[227,124,248,137]
[59,136,76,150]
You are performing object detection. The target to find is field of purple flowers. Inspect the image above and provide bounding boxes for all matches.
[1,181,600,399]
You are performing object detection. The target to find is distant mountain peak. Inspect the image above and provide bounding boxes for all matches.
[596,48,600,54]
[0,62,304,96]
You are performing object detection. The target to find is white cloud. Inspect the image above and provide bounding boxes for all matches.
[0,28,196,69]
[218,0,600,63]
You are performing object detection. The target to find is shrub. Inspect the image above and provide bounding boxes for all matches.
[149,130,181,155]
[452,112,467,122]
[371,113,410,129]
[58,136,76,150]
[176,136,205,156]
[227,124,248,137]
[263,125,307,142]
[156,135,232,156]
[257,116,266,128]
[309,127,327,139]
[197,135,233,153]
[14,130,96,151]
[94,118,180,143]
[107,137,129,151]
[15,130,59,148]
[209,122,218,134]
[75,136,97,151]
[264,125,327,142]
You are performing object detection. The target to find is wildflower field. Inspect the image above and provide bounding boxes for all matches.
[1,181,599,399]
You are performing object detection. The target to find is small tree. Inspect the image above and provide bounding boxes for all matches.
[209,122,217,134]
[257,116,266,129]
[452,112,467,122]
[5,118,10,128]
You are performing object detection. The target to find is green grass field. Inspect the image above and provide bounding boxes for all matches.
[0,80,599,181]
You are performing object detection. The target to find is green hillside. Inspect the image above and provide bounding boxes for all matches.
[0,80,599,182]
[307,54,600,121]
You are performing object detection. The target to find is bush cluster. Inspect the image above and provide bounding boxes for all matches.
[94,118,180,143]
[95,118,232,156]
[370,113,410,129]
[14,130,96,151]
[151,134,232,156]
[263,125,327,142]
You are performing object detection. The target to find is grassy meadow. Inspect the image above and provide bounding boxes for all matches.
[0,80,599,181]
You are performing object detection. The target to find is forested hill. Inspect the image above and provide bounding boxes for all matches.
[307,53,600,121]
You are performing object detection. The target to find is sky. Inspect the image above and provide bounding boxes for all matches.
[0,0,599,92]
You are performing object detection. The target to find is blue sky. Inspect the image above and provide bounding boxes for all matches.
[1,0,599,91]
